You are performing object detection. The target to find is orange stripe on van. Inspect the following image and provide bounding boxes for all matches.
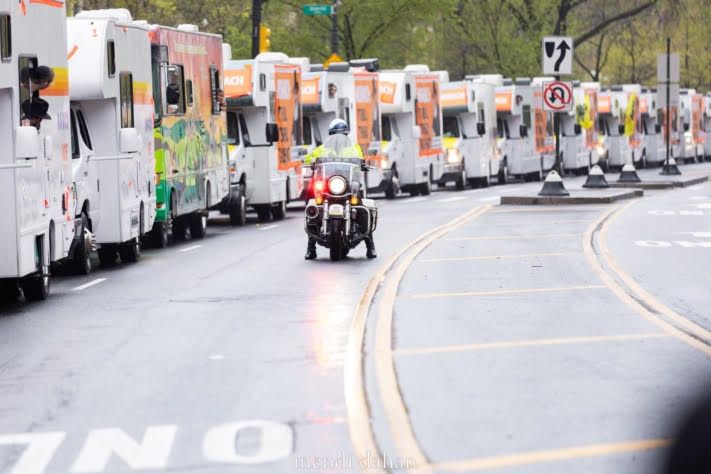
[30,0,64,7]
[67,45,79,61]
[41,67,69,97]
[496,92,512,112]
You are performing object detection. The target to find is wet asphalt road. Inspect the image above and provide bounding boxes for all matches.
[0,163,710,474]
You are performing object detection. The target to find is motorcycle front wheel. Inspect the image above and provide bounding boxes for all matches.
[329,219,344,261]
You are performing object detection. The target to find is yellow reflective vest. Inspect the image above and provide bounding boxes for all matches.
[304,143,363,165]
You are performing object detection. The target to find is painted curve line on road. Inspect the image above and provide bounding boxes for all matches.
[177,245,202,253]
[584,201,711,357]
[345,205,490,474]
[72,278,107,291]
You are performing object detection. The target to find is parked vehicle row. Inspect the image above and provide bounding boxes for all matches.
[2,4,710,302]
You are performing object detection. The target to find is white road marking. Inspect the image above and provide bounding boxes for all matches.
[437,196,467,203]
[202,421,293,464]
[72,278,107,292]
[208,354,225,361]
[71,426,177,472]
[478,196,500,202]
[178,245,202,253]
[0,432,65,474]
[635,240,711,248]
[676,231,711,238]
[257,224,279,231]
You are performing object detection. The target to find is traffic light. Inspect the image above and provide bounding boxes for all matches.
[259,25,271,53]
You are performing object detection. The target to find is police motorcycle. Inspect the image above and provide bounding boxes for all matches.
[304,134,378,261]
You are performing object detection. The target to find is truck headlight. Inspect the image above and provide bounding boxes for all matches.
[447,148,462,164]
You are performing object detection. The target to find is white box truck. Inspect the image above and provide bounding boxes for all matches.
[704,94,711,160]
[494,78,547,182]
[560,81,594,174]
[66,9,156,269]
[597,87,636,170]
[440,77,499,187]
[679,89,705,163]
[0,0,79,301]
[639,87,666,166]
[222,52,302,223]
[379,66,444,196]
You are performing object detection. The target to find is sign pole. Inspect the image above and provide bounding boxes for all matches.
[251,0,262,59]
[665,37,670,170]
[330,0,339,55]
[554,74,561,173]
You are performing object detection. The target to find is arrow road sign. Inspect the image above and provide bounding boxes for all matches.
[543,81,573,112]
[542,36,573,75]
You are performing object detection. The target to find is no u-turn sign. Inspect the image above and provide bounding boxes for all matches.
[542,81,573,112]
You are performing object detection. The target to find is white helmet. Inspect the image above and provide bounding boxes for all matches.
[328,118,349,135]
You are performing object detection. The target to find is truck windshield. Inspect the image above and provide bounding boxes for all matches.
[443,116,460,138]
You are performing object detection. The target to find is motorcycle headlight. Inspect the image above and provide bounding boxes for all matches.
[328,176,347,195]
[447,148,462,164]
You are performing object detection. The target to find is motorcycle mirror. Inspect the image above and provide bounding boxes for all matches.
[298,148,308,156]
[367,147,378,156]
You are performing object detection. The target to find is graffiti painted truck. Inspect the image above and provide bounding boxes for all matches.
[146,24,229,247]
[679,89,704,163]
[639,87,666,166]
[597,87,635,170]
[379,66,444,196]
[560,81,595,174]
[494,78,546,182]
[440,76,498,188]
[66,9,156,270]
[704,93,711,160]
[0,0,78,301]
[222,51,302,223]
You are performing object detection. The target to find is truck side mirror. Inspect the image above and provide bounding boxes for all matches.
[574,124,582,135]
[266,123,279,143]
[655,124,662,134]
[44,136,54,159]
[519,124,528,138]
[411,125,422,139]
[15,126,40,159]
[297,148,308,157]
[618,124,626,135]
[120,128,140,153]
[477,122,486,136]
[683,123,690,132]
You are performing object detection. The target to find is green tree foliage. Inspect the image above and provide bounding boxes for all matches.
[67,0,711,89]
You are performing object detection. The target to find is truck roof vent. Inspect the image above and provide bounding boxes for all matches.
[514,77,531,86]
[610,85,623,91]
[177,24,199,32]
[309,64,324,72]
[503,78,513,86]
[572,80,581,87]
[349,58,379,72]
[327,62,350,72]
[75,8,133,22]
[404,64,430,73]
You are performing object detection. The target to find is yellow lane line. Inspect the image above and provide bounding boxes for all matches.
[374,205,492,474]
[345,206,490,474]
[583,202,711,357]
[431,439,671,472]
[491,208,606,214]
[447,233,581,241]
[407,285,606,300]
[417,251,580,263]
[393,333,670,357]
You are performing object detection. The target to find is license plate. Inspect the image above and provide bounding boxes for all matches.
[328,204,344,216]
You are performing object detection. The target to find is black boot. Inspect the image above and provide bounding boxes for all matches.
[305,238,317,260]
[365,235,377,259]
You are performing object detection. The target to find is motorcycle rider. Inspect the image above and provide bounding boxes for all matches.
[304,119,377,260]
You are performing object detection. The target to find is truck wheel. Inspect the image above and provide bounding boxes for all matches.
[455,169,467,190]
[0,280,20,303]
[498,162,508,185]
[420,181,432,196]
[22,272,49,302]
[119,238,141,263]
[73,213,92,275]
[229,187,247,226]
[189,213,207,239]
[172,218,187,241]
[272,201,287,220]
[150,221,169,248]
[255,205,272,223]
[98,245,118,266]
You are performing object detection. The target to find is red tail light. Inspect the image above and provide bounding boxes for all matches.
[313,180,325,192]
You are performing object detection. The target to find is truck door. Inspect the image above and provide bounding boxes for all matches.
[72,108,99,224]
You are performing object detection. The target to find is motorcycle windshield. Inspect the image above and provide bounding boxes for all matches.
[319,134,359,159]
